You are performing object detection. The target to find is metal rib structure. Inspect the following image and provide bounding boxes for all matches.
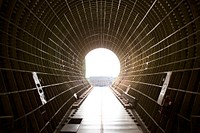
[0,0,200,132]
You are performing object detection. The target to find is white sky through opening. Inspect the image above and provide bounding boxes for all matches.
[85,48,120,78]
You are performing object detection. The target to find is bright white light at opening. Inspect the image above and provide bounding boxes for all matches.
[85,48,120,78]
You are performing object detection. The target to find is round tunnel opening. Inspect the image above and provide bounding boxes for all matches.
[85,48,120,86]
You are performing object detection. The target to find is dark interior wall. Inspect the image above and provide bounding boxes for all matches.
[112,1,200,133]
[0,1,91,132]
[0,0,200,133]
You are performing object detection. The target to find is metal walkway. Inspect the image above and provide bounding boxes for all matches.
[69,87,143,133]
